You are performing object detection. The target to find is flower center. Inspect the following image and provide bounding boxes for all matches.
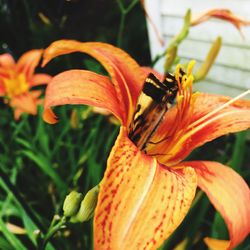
[138,61,198,162]
[3,72,29,98]
[128,68,184,152]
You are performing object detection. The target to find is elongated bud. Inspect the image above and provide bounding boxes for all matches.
[63,191,83,217]
[163,9,191,72]
[71,185,99,223]
[195,36,222,81]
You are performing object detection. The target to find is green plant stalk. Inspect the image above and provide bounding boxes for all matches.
[164,45,178,73]
[126,0,139,13]
[169,9,191,47]
[152,9,191,67]
[117,14,126,48]
[38,216,67,250]
[116,0,139,47]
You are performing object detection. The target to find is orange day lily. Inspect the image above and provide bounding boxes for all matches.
[42,40,250,250]
[0,50,52,119]
[191,9,250,37]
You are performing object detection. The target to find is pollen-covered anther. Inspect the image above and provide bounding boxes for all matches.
[187,60,196,76]
[175,64,181,83]
[182,75,194,89]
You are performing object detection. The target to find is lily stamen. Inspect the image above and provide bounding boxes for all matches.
[188,89,250,131]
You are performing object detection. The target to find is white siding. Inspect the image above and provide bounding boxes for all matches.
[144,0,250,97]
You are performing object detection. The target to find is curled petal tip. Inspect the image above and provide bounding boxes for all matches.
[43,108,58,124]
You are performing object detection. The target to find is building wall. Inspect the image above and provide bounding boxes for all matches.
[145,0,250,97]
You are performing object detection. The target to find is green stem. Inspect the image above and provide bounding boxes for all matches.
[38,217,67,250]
[116,0,139,47]
[116,0,125,12]
[152,9,191,67]
[117,11,126,47]
[125,0,139,14]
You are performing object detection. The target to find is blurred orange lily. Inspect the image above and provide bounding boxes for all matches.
[42,40,250,250]
[0,50,52,119]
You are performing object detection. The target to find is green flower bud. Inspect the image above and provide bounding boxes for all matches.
[71,185,99,223]
[195,36,222,81]
[63,191,83,217]
[164,45,178,72]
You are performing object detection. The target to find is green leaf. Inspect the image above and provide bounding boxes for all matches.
[228,131,247,172]
[211,212,228,240]
[15,137,32,149]
[0,216,27,250]
[0,237,15,250]
[21,150,66,190]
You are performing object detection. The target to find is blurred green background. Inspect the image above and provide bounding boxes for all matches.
[0,1,249,249]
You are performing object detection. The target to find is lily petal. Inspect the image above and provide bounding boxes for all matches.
[0,53,15,68]
[30,73,52,86]
[43,40,145,125]
[187,161,250,249]
[0,84,5,96]
[94,127,197,250]
[150,93,250,165]
[17,50,43,80]
[43,69,123,124]
[10,92,40,120]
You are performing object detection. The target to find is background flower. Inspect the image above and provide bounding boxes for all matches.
[0,50,51,119]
